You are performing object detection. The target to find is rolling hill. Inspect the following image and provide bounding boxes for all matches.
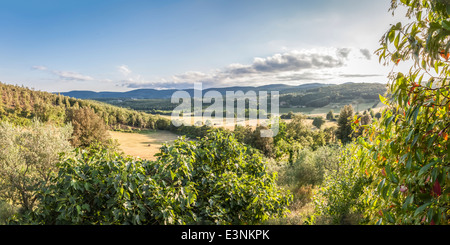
[60,83,330,99]
[59,82,388,115]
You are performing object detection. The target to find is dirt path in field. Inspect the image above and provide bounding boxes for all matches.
[109,130,179,161]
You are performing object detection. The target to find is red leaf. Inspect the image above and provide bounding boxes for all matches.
[433,180,441,196]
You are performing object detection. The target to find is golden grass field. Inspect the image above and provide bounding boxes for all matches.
[109,130,180,160]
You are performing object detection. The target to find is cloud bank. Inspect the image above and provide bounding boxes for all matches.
[121,47,380,89]
[33,47,381,91]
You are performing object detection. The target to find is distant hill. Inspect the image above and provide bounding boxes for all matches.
[60,83,330,99]
[279,82,387,108]
[58,82,387,115]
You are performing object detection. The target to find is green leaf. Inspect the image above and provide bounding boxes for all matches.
[414,202,431,217]
[402,195,414,210]
[418,161,435,176]
[379,94,389,105]
[394,33,400,48]
[442,20,450,31]
[412,107,419,124]
[406,156,413,171]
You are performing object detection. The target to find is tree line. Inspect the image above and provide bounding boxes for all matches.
[279,82,386,108]
[0,82,163,130]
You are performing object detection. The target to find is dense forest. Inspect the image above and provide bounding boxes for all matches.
[0,82,168,130]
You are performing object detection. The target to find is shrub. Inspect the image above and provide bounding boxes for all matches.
[312,116,325,129]
[277,146,342,208]
[0,201,17,224]
[155,118,170,130]
[13,131,292,225]
[308,144,371,225]
[0,120,73,212]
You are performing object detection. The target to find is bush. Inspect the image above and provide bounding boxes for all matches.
[308,144,371,225]
[13,131,292,225]
[277,146,342,208]
[0,201,17,224]
[312,116,325,129]
[0,120,73,212]
[155,118,170,130]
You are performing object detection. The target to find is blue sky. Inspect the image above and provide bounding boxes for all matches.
[0,0,408,92]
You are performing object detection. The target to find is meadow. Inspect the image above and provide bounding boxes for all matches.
[109,130,179,161]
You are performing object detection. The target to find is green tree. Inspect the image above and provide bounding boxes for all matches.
[251,125,275,157]
[335,105,354,144]
[155,118,170,130]
[312,116,325,129]
[0,93,5,116]
[326,110,334,120]
[285,114,313,146]
[67,107,110,147]
[327,0,450,225]
[0,120,73,212]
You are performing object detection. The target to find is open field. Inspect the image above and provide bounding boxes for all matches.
[161,115,268,130]
[109,130,179,160]
[280,100,384,115]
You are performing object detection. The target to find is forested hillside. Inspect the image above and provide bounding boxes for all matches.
[0,82,165,129]
[60,83,329,99]
[86,82,387,115]
[280,82,386,108]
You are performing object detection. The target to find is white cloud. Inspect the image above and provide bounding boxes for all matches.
[32,65,95,81]
[31,65,48,71]
[118,65,132,76]
[122,47,382,89]
[52,70,94,81]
